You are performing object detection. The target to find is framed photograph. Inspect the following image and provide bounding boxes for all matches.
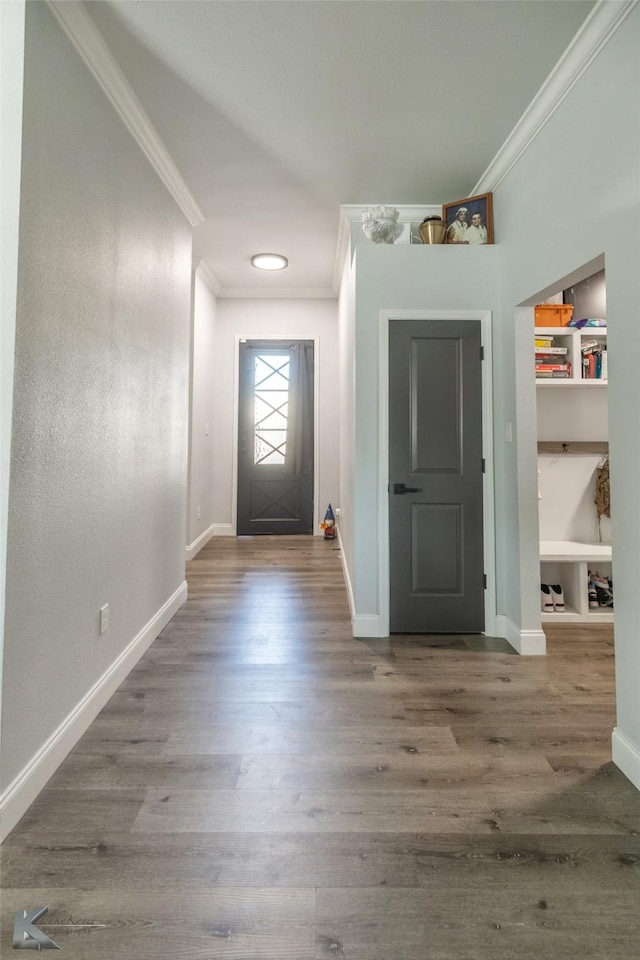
[442,192,493,245]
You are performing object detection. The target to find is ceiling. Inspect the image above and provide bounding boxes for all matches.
[87,0,595,296]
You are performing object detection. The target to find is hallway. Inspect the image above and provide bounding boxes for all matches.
[2,536,639,957]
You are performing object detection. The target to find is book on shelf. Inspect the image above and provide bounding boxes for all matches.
[536,369,572,378]
[578,340,607,379]
[535,346,568,356]
[535,338,553,348]
[581,350,607,379]
[535,362,570,371]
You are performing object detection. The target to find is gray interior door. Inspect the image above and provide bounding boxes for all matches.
[237,340,314,536]
[389,319,484,632]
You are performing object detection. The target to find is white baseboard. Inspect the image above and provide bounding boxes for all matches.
[185,522,217,559]
[334,529,381,638]
[495,615,547,655]
[336,526,355,620]
[186,523,236,559]
[612,728,640,792]
[352,615,382,638]
[0,580,188,842]
[211,524,235,537]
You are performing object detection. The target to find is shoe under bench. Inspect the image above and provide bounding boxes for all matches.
[540,540,613,623]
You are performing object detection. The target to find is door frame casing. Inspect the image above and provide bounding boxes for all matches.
[379,310,496,637]
[232,335,320,536]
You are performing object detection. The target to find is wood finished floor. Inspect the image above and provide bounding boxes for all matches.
[2,536,639,959]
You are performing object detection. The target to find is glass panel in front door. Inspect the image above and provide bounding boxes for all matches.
[254,355,290,465]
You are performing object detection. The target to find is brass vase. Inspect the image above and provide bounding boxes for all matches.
[419,216,446,244]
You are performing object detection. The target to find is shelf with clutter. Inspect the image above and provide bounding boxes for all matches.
[540,540,613,623]
[534,318,607,387]
[535,268,611,624]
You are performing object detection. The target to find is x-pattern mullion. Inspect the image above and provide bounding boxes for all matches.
[252,480,299,518]
[255,394,288,430]
[255,434,287,464]
[255,358,289,390]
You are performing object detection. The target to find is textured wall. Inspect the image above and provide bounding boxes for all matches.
[0,0,26,762]
[1,2,192,788]
[187,270,217,547]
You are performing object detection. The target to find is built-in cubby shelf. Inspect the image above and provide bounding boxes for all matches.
[535,326,607,386]
[536,380,607,388]
[535,271,611,629]
[540,540,613,623]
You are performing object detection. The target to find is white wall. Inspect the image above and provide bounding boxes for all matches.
[537,387,608,442]
[349,244,500,622]
[211,299,339,533]
[187,268,218,554]
[493,4,640,785]
[1,2,192,830]
[538,454,611,543]
[0,0,25,782]
[337,250,356,611]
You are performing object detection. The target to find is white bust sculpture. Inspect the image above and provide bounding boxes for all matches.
[362,205,400,244]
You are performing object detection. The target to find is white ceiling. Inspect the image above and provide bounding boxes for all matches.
[88,0,595,295]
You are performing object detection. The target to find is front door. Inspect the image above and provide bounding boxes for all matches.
[389,319,484,632]
[237,340,314,536]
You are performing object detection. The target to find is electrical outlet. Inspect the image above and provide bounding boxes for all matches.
[100,603,110,635]
[197,506,201,520]
[204,422,210,436]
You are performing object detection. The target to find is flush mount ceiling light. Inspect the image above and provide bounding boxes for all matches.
[251,253,288,271]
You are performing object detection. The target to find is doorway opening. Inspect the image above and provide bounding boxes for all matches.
[532,265,612,630]
[237,339,314,536]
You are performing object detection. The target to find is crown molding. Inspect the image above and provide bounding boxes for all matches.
[339,204,441,224]
[472,0,638,195]
[194,260,222,296]
[219,287,336,300]
[192,259,333,299]
[46,0,204,227]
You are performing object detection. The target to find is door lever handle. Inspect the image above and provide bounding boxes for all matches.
[393,483,423,495]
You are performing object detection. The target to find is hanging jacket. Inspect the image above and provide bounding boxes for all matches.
[595,457,610,519]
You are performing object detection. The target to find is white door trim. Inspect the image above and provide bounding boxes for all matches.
[379,309,496,637]
[233,335,320,536]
